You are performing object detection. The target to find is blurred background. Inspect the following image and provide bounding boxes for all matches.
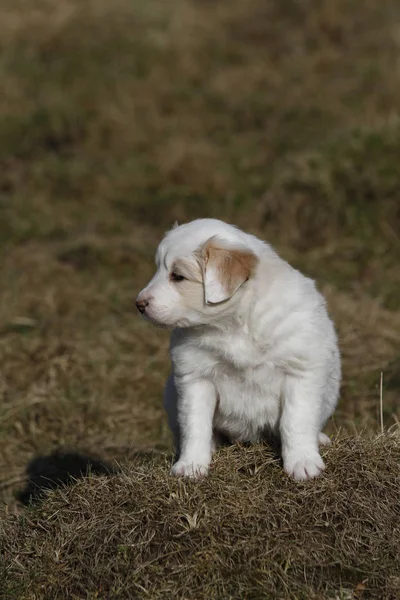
[1,0,399,505]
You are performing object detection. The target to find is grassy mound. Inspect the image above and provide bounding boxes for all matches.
[2,434,400,599]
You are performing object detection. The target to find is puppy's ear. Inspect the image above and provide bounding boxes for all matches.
[199,236,258,304]
[172,221,179,229]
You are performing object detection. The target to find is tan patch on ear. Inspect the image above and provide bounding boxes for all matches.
[200,238,258,303]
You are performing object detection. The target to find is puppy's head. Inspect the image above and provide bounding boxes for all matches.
[136,220,258,328]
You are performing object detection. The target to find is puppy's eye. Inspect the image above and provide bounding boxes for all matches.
[170,272,185,282]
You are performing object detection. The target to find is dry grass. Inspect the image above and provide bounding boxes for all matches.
[1,435,400,599]
[0,0,400,597]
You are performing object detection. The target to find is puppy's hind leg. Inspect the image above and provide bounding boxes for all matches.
[318,432,331,446]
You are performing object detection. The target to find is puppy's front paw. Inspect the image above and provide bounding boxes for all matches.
[171,460,209,479]
[284,451,325,481]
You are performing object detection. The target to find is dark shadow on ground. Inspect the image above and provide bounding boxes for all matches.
[16,448,170,507]
[17,450,118,506]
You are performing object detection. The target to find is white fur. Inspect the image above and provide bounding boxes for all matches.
[136,219,341,481]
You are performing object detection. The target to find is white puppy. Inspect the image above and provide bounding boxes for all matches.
[136,219,341,481]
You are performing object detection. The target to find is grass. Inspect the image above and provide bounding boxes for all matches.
[0,0,400,597]
[1,435,400,599]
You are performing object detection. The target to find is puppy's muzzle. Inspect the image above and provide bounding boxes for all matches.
[136,298,149,314]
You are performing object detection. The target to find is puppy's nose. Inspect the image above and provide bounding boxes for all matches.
[136,298,149,314]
